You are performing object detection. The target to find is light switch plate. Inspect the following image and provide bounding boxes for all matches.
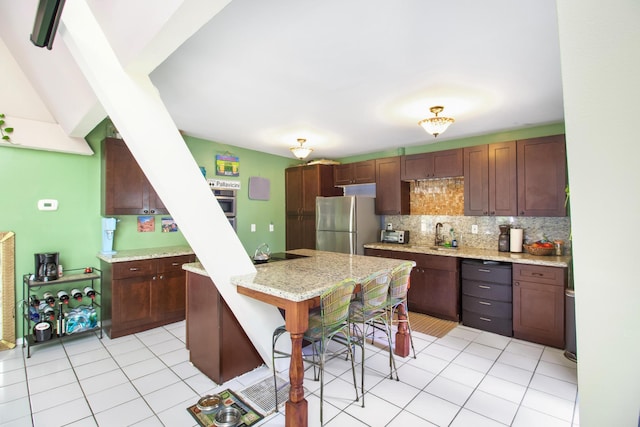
[251,224,256,232]
[38,199,58,211]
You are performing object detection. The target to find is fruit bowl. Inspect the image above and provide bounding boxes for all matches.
[523,244,554,256]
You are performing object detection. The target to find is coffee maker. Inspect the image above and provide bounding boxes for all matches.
[35,252,59,282]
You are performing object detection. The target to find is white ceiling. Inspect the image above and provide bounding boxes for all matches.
[1,0,564,159]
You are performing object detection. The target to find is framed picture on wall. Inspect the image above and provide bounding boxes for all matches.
[137,216,155,232]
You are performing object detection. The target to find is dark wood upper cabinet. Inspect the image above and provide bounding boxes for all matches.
[285,164,340,250]
[375,156,410,215]
[401,148,463,180]
[465,141,517,216]
[517,135,567,216]
[102,138,168,215]
[334,160,376,186]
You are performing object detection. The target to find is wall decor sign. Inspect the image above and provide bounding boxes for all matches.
[207,179,241,190]
[137,216,155,232]
[215,154,239,176]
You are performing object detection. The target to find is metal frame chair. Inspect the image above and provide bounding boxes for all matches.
[272,278,359,426]
[349,269,397,408]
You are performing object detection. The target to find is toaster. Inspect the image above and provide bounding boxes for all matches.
[380,230,409,244]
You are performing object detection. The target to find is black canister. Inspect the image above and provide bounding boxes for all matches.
[498,225,511,252]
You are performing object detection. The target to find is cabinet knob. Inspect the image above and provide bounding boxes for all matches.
[514,282,520,286]
[152,276,157,280]
[159,275,164,279]
[143,210,149,214]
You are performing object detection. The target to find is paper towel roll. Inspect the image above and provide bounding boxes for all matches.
[510,228,523,252]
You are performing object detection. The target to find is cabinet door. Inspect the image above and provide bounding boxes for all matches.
[489,141,517,216]
[285,167,303,215]
[153,256,193,323]
[102,138,168,215]
[464,145,489,215]
[517,135,567,216]
[375,157,410,215]
[301,166,321,215]
[401,153,432,180]
[513,280,564,347]
[286,215,316,250]
[432,149,463,177]
[112,276,153,332]
[352,160,376,184]
[334,164,354,186]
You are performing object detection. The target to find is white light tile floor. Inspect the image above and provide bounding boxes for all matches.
[0,320,579,426]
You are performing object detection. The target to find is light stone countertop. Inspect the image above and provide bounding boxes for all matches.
[363,242,571,268]
[96,245,194,263]
[187,249,415,302]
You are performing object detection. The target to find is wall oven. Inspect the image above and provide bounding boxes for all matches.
[213,189,236,217]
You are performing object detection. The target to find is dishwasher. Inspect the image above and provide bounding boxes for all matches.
[461,259,513,337]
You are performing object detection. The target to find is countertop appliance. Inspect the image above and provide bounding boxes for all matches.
[316,196,379,255]
[380,229,409,244]
[34,252,59,281]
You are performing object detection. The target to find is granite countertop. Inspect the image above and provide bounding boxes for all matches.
[193,249,414,302]
[364,242,571,268]
[96,245,194,263]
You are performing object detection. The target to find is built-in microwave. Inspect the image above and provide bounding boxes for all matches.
[213,189,236,217]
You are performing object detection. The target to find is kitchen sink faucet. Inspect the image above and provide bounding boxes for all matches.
[435,222,444,246]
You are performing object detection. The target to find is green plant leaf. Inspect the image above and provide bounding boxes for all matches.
[2,135,9,141]
[4,127,13,133]
[0,120,4,126]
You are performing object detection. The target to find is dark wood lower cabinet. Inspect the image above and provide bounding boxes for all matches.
[512,263,566,348]
[186,272,262,384]
[101,254,195,339]
[364,248,460,321]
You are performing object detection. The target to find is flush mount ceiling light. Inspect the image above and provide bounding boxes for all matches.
[290,138,313,160]
[418,106,455,138]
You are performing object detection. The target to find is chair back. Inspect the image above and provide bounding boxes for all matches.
[321,278,356,329]
[360,270,391,313]
[389,261,414,300]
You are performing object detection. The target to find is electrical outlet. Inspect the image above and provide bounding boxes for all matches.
[471,224,478,234]
[251,224,256,232]
[269,223,274,232]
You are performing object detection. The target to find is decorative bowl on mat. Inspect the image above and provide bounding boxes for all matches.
[523,244,554,256]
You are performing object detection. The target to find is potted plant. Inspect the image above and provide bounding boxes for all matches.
[0,114,14,143]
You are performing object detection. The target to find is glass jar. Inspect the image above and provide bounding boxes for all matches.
[498,225,511,252]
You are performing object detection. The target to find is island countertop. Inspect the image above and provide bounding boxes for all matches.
[228,249,414,302]
[363,242,571,268]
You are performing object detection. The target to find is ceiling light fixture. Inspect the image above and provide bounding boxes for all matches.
[290,138,313,160]
[418,106,455,138]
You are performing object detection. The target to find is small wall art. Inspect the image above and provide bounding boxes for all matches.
[137,216,155,232]
[161,217,179,232]
[216,154,239,176]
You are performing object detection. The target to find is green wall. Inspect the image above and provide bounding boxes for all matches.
[0,119,292,338]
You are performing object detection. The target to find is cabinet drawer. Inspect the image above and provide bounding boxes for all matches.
[462,295,512,318]
[113,260,156,279]
[461,260,512,284]
[158,255,194,273]
[462,280,512,302]
[462,310,513,337]
[414,253,458,271]
[513,264,565,287]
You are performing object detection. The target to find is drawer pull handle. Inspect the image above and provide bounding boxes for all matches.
[129,267,140,271]
[479,317,492,322]
[478,269,491,273]
[532,272,544,276]
[478,301,492,305]
[478,285,491,289]
[172,262,180,266]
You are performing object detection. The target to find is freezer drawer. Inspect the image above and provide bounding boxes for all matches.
[462,295,512,318]
[463,310,513,337]
[462,280,512,302]
[461,260,512,285]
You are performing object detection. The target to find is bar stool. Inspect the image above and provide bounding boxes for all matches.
[349,269,397,408]
[272,278,359,426]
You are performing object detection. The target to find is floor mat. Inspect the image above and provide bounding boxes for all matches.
[187,388,263,427]
[407,311,458,338]
[238,375,290,416]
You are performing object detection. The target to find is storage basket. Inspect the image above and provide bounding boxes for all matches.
[523,244,554,256]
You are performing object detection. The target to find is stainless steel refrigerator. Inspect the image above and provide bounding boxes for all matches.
[316,196,380,255]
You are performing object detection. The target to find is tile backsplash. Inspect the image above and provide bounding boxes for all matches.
[384,214,571,253]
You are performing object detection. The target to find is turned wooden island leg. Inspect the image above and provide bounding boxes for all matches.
[394,302,411,357]
[284,301,311,427]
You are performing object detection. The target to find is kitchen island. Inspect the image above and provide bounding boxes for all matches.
[229,249,413,427]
